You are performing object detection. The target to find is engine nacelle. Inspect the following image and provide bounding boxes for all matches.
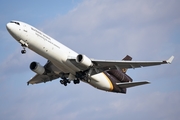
[76,54,93,68]
[30,62,45,75]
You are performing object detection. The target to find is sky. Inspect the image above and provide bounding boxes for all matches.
[0,0,180,120]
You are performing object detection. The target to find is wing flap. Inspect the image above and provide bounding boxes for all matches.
[27,74,60,85]
[116,81,150,88]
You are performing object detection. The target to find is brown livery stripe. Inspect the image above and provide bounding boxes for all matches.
[102,72,113,91]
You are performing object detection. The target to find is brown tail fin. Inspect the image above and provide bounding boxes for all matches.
[121,55,132,73]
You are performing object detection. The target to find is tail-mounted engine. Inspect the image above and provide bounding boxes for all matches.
[30,62,45,75]
[76,54,93,68]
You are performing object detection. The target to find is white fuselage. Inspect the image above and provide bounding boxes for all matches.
[6,21,113,92]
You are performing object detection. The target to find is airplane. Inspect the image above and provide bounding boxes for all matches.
[6,20,174,94]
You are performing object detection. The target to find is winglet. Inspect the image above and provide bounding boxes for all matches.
[166,56,174,64]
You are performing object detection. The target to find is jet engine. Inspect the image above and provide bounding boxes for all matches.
[30,62,45,75]
[76,54,93,68]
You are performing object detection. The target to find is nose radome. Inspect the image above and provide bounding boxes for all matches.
[6,23,11,30]
[6,22,21,40]
[6,23,13,33]
[6,22,17,35]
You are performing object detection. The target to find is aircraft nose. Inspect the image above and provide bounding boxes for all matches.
[6,22,21,40]
[6,23,12,32]
[6,23,10,30]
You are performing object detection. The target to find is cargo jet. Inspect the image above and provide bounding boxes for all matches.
[6,21,174,93]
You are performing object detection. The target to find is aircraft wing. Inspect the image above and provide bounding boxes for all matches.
[92,56,174,70]
[27,61,61,85]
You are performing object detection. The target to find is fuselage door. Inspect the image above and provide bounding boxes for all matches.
[22,23,29,44]
[23,24,28,33]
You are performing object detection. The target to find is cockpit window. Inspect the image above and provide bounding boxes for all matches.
[10,21,20,25]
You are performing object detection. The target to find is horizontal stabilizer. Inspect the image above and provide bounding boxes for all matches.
[116,81,150,88]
